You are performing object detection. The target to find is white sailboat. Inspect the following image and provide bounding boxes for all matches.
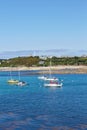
[44,76,58,81]
[44,80,63,87]
[17,81,27,86]
[38,75,47,80]
[44,58,58,81]
[16,70,27,86]
[44,57,63,87]
[38,58,58,81]
[38,60,47,80]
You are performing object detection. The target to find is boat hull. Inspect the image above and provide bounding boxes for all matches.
[7,79,19,84]
[44,83,63,87]
[38,76,46,80]
[44,77,58,81]
[17,81,27,86]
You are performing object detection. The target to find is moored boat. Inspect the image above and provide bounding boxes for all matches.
[44,80,63,87]
[16,81,27,86]
[7,79,19,84]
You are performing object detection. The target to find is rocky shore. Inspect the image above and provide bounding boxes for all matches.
[0,65,87,74]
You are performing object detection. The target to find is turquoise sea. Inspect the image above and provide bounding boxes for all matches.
[0,71,87,130]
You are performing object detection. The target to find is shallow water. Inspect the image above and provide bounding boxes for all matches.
[0,72,87,130]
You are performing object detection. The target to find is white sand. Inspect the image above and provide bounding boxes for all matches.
[0,65,87,71]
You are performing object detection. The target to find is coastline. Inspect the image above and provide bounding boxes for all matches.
[0,65,87,74]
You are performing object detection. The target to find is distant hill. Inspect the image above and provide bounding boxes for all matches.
[0,49,87,59]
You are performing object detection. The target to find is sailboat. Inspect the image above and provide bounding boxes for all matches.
[38,60,47,80]
[38,58,58,81]
[44,58,58,81]
[44,57,63,87]
[44,80,63,87]
[38,69,47,80]
[17,81,27,86]
[7,69,19,84]
[38,75,47,80]
[16,70,27,86]
[8,79,19,84]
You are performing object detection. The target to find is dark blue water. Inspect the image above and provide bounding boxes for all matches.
[0,72,87,130]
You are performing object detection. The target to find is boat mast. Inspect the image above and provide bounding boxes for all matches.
[49,57,52,78]
[18,69,21,81]
[10,69,12,80]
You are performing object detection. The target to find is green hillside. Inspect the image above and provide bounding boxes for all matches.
[0,56,87,67]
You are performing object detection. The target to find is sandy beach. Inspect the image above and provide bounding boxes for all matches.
[0,65,87,74]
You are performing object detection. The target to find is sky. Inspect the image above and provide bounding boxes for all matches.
[0,0,87,52]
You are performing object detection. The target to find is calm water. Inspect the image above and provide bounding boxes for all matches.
[0,71,87,130]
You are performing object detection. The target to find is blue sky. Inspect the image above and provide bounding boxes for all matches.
[0,0,87,52]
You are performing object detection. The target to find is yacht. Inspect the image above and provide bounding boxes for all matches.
[44,80,63,87]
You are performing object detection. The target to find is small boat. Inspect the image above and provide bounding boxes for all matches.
[7,79,19,84]
[44,77,58,81]
[16,81,27,86]
[38,58,58,81]
[38,75,47,80]
[44,80,63,87]
[16,69,28,86]
[7,68,19,84]
[43,58,58,81]
[38,75,58,81]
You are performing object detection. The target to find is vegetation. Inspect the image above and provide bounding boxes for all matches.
[0,56,87,67]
